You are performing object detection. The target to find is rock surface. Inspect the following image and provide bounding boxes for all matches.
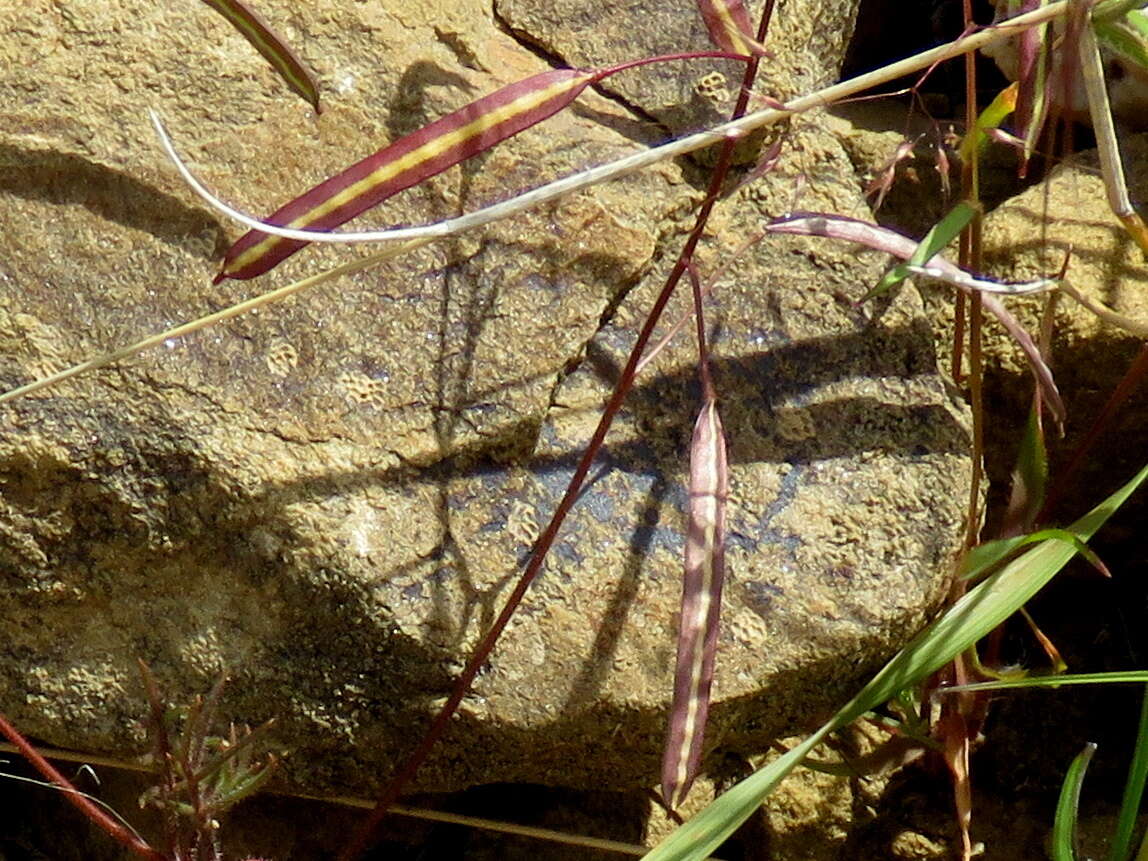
[0,0,971,807]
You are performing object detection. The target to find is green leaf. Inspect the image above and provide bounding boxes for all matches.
[1052,744,1096,861]
[1107,685,1148,861]
[1094,9,1148,72]
[960,82,1019,164]
[1006,403,1049,532]
[960,529,1103,582]
[1093,0,1148,26]
[861,201,979,301]
[944,671,1148,693]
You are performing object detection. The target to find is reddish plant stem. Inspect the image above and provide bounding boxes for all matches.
[941,6,986,859]
[952,293,967,384]
[958,0,985,554]
[139,661,182,858]
[340,9,777,860]
[0,712,165,861]
[688,266,716,402]
[601,49,753,76]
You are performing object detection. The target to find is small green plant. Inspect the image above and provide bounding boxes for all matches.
[137,664,277,861]
[0,665,276,860]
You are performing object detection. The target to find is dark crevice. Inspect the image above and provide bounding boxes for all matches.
[842,0,1003,112]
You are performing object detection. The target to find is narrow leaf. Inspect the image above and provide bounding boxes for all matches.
[217,68,598,281]
[209,755,277,810]
[1092,0,1148,24]
[201,0,321,112]
[188,720,276,792]
[864,201,979,300]
[1094,8,1148,71]
[662,399,730,810]
[764,213,1066,422]
[1109,685,1148,861]
[1052,743,1096,861]
[945,671,1148,693]
[958,81,1019,163]
[1014,0,1051,173]
[643,462,1148,861]
[961,529,1107,582]
[696,0,770,57]
[1003,401,1049,533]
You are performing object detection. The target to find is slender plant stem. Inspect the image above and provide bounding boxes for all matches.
[0,713,164,861]
[339,6,780,858]
[959,0,985,553]
[0,1,1089,409]
[150,1,1088,252]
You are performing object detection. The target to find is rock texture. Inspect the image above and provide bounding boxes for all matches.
[0,0,970,808]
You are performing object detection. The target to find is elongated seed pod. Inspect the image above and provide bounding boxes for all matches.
[218,68,597,281]
[765,213,1065,423]
[201,0,321,112]
[661,398,729,810]
[696,0,770,57]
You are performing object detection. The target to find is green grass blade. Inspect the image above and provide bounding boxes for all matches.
[940,674,1148,861]
[1107,685,1148,861]
[960,529,1102,582]
[945,672,1148,693]
[1006,401,1050,532]
[863,201,978,300]
[1052,743,1096,861]
[1094,13,1148,71]
[1137,827,1148,861]
[1093,0,1148,23]
[643,462,1148,861]
[958,82,1018,163]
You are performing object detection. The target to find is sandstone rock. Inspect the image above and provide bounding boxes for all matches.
[0,0,970,808]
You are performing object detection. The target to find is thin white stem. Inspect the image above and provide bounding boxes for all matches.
[0,241,427,404]
[1,0,1091,405]
[903,264,1057,294]
[153,0,1080,247]
[1078,0,1131,218]
[1060,281,1148,337]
